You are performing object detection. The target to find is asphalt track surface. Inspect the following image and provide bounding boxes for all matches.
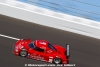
[0,14,100,67]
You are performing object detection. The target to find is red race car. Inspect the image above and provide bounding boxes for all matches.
[13,38,70,64]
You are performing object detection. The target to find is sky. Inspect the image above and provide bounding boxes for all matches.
[17,0,100,22]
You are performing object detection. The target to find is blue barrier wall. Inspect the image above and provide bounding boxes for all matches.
[17,0,100,22]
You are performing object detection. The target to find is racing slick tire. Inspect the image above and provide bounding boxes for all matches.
[53,58,62,64]
[19,49,28,57]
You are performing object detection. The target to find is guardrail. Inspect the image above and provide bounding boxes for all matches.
[0,0,100,39]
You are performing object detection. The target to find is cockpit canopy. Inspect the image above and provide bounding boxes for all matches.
[28,40,56,51]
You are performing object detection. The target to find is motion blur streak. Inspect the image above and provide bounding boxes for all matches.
[0,14,100,67]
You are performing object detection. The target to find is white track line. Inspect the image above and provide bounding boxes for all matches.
[0,34,20,40]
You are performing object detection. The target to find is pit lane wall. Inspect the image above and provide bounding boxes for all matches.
[0,0,100,39]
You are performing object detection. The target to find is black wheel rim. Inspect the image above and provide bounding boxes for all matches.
[54,58,61,64]
[20,51,27,57]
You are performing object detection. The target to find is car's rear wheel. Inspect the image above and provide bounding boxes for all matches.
[19,50,28,57]
[53,58,62,64]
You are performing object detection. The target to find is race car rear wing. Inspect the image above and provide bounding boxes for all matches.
[66,44,70,57]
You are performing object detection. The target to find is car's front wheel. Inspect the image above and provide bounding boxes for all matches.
[19,49,28,57]
[53,58,62,64]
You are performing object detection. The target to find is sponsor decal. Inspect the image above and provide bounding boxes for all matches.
[30,54,44,61]
[39,42,46,45]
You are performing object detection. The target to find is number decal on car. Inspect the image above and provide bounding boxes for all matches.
[48,57,53,63]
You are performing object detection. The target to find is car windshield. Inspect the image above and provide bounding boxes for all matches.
[48,43,56,51]
[28,42,35,48]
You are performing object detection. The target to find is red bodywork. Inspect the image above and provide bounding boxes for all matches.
[13,39,69,64]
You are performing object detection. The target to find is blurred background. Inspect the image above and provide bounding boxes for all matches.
[17,0,100,22]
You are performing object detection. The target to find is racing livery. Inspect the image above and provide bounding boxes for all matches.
[13,38,70,64]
